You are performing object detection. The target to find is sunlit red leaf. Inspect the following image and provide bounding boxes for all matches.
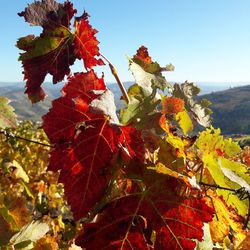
[76,181,214,250]
[74,12,104,69]
[132,45,161,74]
[17,2,104,103]
[43,70,106,143]
[43,97,90,144]
[43,69,144,219]
[62,70,106,99]
[48,116,120,220]
[119,126,145,163]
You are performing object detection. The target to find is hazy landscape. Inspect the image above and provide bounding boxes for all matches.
[1,81,250,135]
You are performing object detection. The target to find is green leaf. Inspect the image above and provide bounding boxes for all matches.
[129,60,172,93]
[120,85,160,126]
[17,27,73,61]
[219,158,250,192]
[201,155,248,217]
[0,97,17,129]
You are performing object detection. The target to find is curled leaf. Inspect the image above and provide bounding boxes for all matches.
[0,97,17,129]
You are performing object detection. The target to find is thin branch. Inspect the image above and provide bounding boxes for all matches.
[0,130,54,148]
[100,54,130,104]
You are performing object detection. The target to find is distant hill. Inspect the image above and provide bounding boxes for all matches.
[201,85,250,134]
[1,82,250,135]
[0,83,61,121]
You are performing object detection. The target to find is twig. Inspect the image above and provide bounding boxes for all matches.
[100,54,130,104]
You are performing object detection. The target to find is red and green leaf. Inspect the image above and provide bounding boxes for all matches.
[74,12,104,69]
[17,1,103,103]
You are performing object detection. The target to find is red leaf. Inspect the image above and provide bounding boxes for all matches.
[74,13,104,69]
[43,97,90,144]
[133,45,153,64]
[76,187,214,250]
[62,70,106,100]
[49,116,120,220]
[43,70,106,143]
[17,2,103,103]
[119,126,145,163]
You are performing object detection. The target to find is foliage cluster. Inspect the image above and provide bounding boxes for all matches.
[0,0,249,249]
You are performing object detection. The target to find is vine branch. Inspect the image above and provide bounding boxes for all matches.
[100,54,130,104]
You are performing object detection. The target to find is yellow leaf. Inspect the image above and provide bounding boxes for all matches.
[175,110,193,135]
[195,127,240,158]
[207,191,247,248]
[202,155,248,218]
[219,158,250,187]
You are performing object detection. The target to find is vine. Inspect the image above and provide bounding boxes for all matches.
[0,0,249,249]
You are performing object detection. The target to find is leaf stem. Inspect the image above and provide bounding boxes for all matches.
[100,53,130,104]
[0,130,54,148]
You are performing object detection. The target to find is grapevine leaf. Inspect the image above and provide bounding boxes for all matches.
[175,110,193,135]
[43,71,144,220]
[132,45,162,74]
[62,70,106,99]
[207,191,247,248]
[74,12,104,69]
[162,96,185,115]
[196,223,221,250]
[221,167,250,194]
[0,97,17,129]
[172,81,212,127]
[5,161,29,183]
[119,126,145,163]
[89,89,119,124]
[43,97,90,144]
[45,97,144,220]
[219,158,250,188]
[10,220,49,249]
[129,46,172,93]
[147,163,199,189]
[16,27,75,103]
[195,127,241,158]
[32,235,59,250]
[18,0,75,28]
[76,185,213,249]
[48,116,120,220]
[194,128,248,217]
[0,214,14,246]
[237,232,250,250]
[17,1,103,103]
[120,85,160,126]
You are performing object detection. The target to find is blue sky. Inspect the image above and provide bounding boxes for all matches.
[1,0,250,84]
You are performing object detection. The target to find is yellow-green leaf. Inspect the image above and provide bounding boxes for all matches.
[175,110,193,135]
[0,97,17,129]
